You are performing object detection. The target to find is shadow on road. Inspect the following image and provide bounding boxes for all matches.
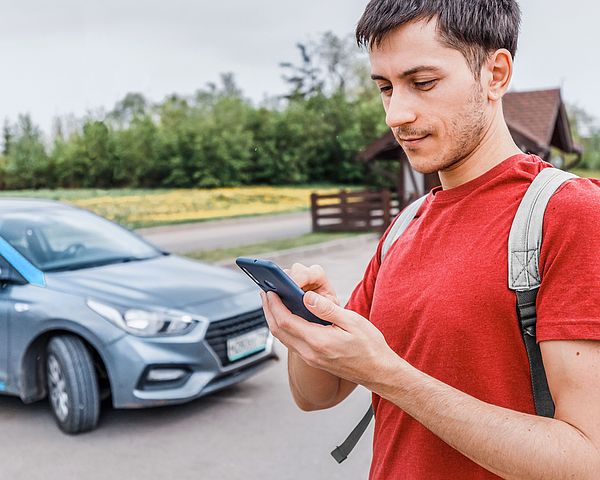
[0,380,263,433]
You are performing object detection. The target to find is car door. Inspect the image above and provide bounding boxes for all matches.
[0,253,35,393]
[0,281,9,391]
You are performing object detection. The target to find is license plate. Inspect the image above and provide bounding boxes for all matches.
[227,327,269,362]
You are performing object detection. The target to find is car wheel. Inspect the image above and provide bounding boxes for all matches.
[46,335,100,434]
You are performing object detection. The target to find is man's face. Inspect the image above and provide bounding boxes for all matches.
[369,20,490,175]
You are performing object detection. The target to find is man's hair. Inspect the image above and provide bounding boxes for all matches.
[356,0,521,78]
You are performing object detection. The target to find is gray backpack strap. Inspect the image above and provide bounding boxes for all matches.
[508,167,577,418]
[508,167,578,291]
[331,406,374,463]
[381,194,428,263]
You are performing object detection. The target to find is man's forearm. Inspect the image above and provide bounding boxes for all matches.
[370,356,600,480]
[288,351,351,410]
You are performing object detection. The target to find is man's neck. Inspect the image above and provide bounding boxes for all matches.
[438,115,522,190]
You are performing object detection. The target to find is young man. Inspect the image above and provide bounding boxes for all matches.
[262,1,600,478]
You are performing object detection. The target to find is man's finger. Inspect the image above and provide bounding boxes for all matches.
[287,263,310,289]
[303,291,356,331]
[266,291,326,338]
[260,292,308,350]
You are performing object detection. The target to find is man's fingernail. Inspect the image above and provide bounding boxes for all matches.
[305,291,318,307]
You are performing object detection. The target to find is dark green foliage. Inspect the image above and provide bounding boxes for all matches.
[1,34,390,190]
[3,115,50,189]
[2,119,12,156]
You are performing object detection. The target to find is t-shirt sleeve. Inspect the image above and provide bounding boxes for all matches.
[536,177,600,342]
[343,221,391,320]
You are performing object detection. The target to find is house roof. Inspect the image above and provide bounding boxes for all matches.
[503,88,559,148]
[360,88,581,162]
[358,130,398,161]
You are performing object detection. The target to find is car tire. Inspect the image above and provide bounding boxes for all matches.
[46,335,100,434]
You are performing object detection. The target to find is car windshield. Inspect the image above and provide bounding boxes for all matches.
[0,206,162,272]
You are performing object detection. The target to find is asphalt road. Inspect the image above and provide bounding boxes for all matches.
[0,236,379,480]
[137,212,313,253]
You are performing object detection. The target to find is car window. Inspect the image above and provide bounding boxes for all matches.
[0,207,161,271]
[41,221,108,252]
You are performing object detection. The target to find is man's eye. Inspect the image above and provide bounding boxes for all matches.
[379,85,392,95]
[414,80,437,90]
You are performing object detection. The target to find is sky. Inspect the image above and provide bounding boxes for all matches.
[1,0,598,135]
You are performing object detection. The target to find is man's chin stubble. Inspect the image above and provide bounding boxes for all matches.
[406,155,462,175]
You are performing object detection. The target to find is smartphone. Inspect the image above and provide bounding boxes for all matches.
[236,257,332,326]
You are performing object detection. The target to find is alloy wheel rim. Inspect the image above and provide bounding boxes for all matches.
[47,354,69,422]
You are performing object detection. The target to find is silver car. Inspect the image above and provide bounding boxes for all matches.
[0,199,277,433]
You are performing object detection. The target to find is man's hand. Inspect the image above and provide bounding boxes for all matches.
[262,286,397,388]
[261,262,361,410]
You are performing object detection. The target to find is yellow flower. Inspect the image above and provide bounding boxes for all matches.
[70,187,342,227]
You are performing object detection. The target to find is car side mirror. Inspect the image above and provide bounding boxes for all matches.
[0,257,27,285]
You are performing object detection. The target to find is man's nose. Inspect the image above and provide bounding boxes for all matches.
[385,92,417,128]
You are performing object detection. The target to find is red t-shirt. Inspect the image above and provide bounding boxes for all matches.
[345,154,600,479]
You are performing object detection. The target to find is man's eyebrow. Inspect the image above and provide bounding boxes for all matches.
[370,66,442,81]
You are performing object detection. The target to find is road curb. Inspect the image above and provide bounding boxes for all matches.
[215,233,379,268]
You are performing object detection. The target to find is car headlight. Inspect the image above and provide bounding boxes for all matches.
[86,299,200,337]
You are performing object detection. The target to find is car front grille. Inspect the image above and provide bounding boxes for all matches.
[205,309,268,366]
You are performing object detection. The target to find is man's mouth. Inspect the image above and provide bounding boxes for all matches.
[398,134,430,147]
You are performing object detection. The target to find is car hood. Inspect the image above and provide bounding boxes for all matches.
[45,254,256,310]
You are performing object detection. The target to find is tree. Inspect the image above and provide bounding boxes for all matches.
[4,115,49,189]
[191,94,256,188]
[280,43,324,100]
[114,114,166,187]
[156,94,199,187]
[280,32,364,100]
[2,119,12,156]
[53,120,119,188]
[108,92,149,128]
[315,31,362,96]
[568,105,600,169]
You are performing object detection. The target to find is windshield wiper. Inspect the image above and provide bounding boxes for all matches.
[45,255,156,272]
[114,256,147,263]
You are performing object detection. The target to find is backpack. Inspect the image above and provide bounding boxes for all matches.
[331,166,578,464]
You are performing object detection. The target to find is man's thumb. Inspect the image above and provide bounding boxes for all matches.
[304,290,340,322]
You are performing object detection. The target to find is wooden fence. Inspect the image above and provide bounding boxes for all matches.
[310,189,401,233]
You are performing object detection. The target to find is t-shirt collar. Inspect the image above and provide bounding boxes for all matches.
[429,153,529,204]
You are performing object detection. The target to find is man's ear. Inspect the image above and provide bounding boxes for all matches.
[484,49,513,102]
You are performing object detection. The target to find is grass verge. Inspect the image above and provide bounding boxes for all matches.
[184,232,361,263]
